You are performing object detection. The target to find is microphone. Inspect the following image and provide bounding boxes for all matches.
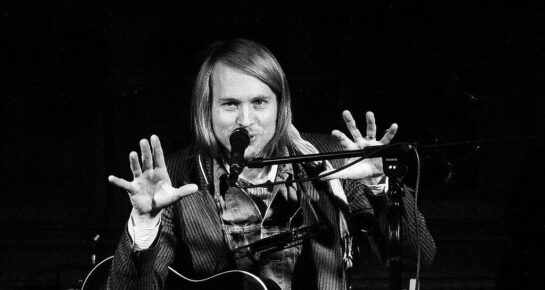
[228,127,250,186]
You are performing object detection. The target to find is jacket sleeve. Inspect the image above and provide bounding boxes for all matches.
[106,204,178,289]
[300,132,436,269]
[344,179,436,270]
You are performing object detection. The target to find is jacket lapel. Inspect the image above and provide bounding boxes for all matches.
[177,152,234,276]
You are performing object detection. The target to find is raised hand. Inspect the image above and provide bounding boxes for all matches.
[321,110,398,181]
[108,135,198,220]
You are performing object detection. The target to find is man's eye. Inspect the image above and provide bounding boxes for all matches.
[223,102,237,107]
[253,100,266,106]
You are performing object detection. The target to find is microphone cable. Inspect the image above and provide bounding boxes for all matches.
[412,145,422,290]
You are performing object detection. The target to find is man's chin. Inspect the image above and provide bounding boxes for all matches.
[243,152,259,160]
[243,147,265,160]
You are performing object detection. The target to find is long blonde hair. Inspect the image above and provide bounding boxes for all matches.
[191,39,295,158]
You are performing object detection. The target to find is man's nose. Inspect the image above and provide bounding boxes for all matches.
[236,105,254,127]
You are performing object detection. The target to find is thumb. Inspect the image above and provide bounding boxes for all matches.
[173,183,199,199]
[320,168,347,181]
[320,163,376,181]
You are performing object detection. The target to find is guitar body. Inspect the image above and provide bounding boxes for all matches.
[81,256,276,290]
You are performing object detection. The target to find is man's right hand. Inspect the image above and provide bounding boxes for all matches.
[108,135,198,223]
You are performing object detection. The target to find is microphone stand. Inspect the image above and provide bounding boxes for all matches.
[383,156,407,290]
[247,144,410,290]
[247,144,412,168]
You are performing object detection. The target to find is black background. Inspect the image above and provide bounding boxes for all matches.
[2,1,545,289]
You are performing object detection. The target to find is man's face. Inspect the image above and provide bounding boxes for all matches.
[211,63,278,159]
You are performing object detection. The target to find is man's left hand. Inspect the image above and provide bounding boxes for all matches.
[321,110,398,182]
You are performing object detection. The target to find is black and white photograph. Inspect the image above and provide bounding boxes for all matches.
[2,1,544,289]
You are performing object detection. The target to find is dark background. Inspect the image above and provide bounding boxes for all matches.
[2,1,544,289]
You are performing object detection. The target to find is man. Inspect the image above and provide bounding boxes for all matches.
[107,39,435,289]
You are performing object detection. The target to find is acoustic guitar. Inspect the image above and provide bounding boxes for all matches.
[81,256,280,290]
[82,224,325,289]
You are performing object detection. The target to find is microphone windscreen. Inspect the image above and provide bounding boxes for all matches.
[230,127,250,149]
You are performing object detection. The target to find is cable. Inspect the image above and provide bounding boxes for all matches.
[413,145,422,290]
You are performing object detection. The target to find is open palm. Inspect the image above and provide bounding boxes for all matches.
[322,110,398,181]
[108,135,197,218]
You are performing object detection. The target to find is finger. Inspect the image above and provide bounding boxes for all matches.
[129,151,142,178]
[140,139,153,171]
[151,135,166,168]
[173,184,199,199]
[366,111,377,138]
[332,130,358,150]
[108,175,134,192]
[342,110,365,144]
[380,123,398,144]
[154,182,198,208]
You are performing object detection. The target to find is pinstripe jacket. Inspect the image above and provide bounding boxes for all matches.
[107,133,435,290]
